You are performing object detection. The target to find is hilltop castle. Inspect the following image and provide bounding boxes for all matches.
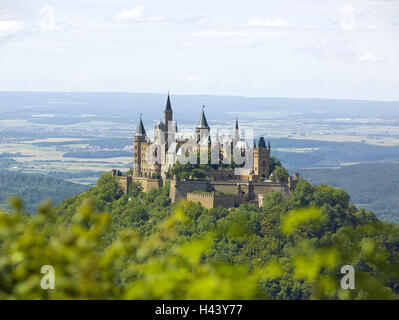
[114,94,298,209]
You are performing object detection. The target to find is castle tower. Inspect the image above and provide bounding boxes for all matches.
[233,117,240,145]
[164,93,173,131]
[253,136,270,179]
[196,106,210,142]
[133,114,146,177]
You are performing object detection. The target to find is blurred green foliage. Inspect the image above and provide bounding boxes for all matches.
[0,172,398,299]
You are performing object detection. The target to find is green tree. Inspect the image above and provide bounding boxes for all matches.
[272,166,289,182]
[269,156,282,175]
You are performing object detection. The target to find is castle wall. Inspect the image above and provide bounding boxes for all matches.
[169,179,210,203]
[116,175,162,194]
[186,192,215,209]
[186,192,236,209]
[252,181,290,196]
[213,194,236,208]
[210,181,239,194]
[115,176,132,194]
[186,192,252,209]
[132,176,163,193]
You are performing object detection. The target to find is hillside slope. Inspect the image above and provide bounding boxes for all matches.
[0,172,88,213]
[1,172,398,299]
[299,163,399,223]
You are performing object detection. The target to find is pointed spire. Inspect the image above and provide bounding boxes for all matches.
[235,117,239,129]
[165,92,172,111]
[258,136,267,149]
[197,106,210,129]
[268,140,271,149]
[253,139,257,149]
[135,113,146,136]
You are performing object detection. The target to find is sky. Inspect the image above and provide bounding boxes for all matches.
[0,0,398,101]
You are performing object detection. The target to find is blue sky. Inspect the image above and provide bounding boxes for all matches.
[0,0,398,100]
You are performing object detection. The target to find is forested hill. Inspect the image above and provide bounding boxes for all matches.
[299,163,399,223]
[0,172,88,213]
[1,172,397,299]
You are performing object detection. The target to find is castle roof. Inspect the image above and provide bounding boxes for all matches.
[165,93,172,111]
[135,114,146,136]
[235,117,239,129]
[258,136,267,149]
[197,106,210,129]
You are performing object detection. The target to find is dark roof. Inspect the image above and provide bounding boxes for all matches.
[197,106,210,129]
[235,117,239,129]
[135,115,146,136]
[253,139,257,148]
[165,93,172,111]
[258,136,267,149]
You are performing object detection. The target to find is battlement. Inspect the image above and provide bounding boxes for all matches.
[113,169,295,209]
[113,170,163,194]
[187,191,238,209]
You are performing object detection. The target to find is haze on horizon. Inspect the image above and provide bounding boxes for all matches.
[1,0,399,101]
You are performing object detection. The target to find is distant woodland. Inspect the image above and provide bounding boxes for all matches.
[0,172,88,213]
[300,163,399,223]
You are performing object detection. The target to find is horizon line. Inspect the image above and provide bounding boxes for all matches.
[0,90,398,103]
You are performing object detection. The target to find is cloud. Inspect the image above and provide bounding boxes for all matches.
[248,18,290,27]
[0,20,23,33]
[183,75,200,81]
[111,7,150,22]
[295,36,386,63]
[0,19,24,42]
[189,31,250,37]
[111,7,208,25]
[357,53,384,62]
[0,5,67,43]
[294,37,357,60]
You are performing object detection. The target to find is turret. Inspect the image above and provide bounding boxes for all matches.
[196,106,210,142]
[133,114,146,177]
[164,93,173,130]
[253,136,270,179]
[258,136,267,149]
[233,117,240,144]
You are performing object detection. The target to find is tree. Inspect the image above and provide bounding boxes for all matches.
[269,156,282,175]
[272,166,289,182]
[191,169,206,179]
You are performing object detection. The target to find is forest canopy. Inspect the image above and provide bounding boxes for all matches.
[0,172,398,299]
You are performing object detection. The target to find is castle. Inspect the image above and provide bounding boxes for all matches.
[113,94,298,209]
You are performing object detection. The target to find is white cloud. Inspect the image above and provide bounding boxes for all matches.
[248,18,290,27]
[340,5,355,30]
[294,37,357,60]
[0,20,24,41]
[357,53,384,62]
[0,20,23,33]
[112,7,148,22]
[183,75,200,81]
[0,5,67,43]
[111,7,207,24]
[189,31,250,37]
